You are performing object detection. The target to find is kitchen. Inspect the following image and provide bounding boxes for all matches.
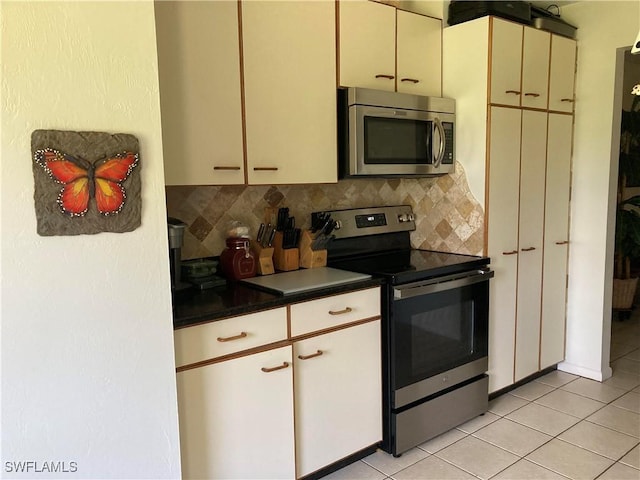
[1,1,638,479]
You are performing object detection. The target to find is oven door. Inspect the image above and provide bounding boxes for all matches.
[348,104,454,176]
[390,268,492,408]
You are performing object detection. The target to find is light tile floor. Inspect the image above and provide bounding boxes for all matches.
[326,308,640,480]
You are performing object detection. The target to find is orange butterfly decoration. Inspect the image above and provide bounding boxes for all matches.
[34,148,139,217]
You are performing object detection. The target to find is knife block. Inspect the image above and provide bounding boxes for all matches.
[273,231,299,271]
[299,230,327,269]
[250,240,275,275]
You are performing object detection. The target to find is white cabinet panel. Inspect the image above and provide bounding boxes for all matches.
[243,1,337,184]
[339,0,396,91]
[489,18,523,106]
[155,1,244,185]
[339,1,442,96]
[487,107,522,392]
[549,35,577,112]
[514,111,547,381]
[540,114,573,368]
[294,321,382,477]
[521,28,550,109]
[174,307,287,368]
[177,346,295,479]
[290,287,380,337]
[396,10,442,96]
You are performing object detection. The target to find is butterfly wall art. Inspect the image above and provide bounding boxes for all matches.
[34,149,138,217]
[31,129,142,236]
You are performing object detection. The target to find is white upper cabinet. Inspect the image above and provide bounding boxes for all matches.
[242,0,337,184]
[521,27,551,109]
[339,0,443,97]
[490,17,551,108]
[396,9,442,96]
[339,0,396,91]
[490,18,524,106]
[155,1,244,185]
[549,35,577,112]
[156,1,337,186]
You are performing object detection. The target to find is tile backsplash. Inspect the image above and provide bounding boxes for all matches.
[166,162,484,260]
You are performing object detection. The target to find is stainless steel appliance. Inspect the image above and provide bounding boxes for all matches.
[322,205,493,456]
[168,217,190,293]
[338,87,455,178]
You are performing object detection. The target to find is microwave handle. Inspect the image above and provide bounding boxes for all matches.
[433,117,446,168]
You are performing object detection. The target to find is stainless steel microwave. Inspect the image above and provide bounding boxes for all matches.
[338,87,455,177]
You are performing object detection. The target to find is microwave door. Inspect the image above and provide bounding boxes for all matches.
[351,106,434,176]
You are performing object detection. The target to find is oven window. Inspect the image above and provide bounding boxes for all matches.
[392,281,488,390]
[410,301,474,375]
[364,116,430,165]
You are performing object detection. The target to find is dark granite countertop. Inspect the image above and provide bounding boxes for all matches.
[172,277,383,329]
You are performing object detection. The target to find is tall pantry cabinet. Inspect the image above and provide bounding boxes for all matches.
[444,16,576,393]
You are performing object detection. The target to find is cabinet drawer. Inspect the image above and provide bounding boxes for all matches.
[174,307,287,368]
[290,287,380,337]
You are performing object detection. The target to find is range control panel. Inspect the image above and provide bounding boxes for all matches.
[316,205,416,239]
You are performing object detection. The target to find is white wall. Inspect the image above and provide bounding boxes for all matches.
[559,1,639,380]
[1,2,181,478]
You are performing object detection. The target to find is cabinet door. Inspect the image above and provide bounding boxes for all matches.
[490,18,523,107]
[155,1,244,185]
[487,106,521,392]
[243,1,337,184]
[338,0,396,91]
[396,10,442,96]
[294,321,382,477]
[514,110,547,381]
[521,27,550,109]
[176,346,295,479]
[540,114,573,369]
[548,35,577,112]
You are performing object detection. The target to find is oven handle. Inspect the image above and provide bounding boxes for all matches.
[393,268,494,300]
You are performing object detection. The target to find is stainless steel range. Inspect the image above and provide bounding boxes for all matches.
[321,205,493,456]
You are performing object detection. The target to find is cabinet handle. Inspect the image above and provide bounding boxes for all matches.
[328,307,353,315]
[524,92,540,97]
[298,350,323,360]
[400,78,420,84]
[375,74,395,80]
[261,362,290,373]
[217,332,247,342]
[555,240,569,245]
[253,167,279,171]
[213,166,241,171]
[561,98,575,103]
[502,250,518,255]
[505,90,521,95]
[521,247,536,252]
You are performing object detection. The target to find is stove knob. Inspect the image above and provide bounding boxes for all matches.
[408,213,415,222]
[334,220,342,230]
[398,214,408,223]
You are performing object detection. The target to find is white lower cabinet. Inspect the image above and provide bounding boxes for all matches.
[175,287,382,478]
[294,320,382,478]
[176,346,295,479]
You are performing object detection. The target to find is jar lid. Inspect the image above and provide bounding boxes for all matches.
[226,236,250,248]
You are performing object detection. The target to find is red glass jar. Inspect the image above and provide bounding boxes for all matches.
[220,237,256,280]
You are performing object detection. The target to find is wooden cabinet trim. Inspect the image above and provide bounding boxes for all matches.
[237,0,249,184]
